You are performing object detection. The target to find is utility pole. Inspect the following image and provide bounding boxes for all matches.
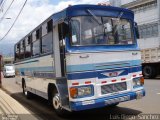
[158,0,160,47]
[0,55,2,87]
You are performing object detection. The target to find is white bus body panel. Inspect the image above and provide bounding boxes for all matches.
[66,50,142,102]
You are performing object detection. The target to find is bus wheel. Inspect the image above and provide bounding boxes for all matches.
[52,93,69,116]
[22,81,32,99]
[52,93,61,110]
[143,65,157,79]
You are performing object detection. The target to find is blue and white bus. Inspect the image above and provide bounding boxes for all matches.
[14,4,145,115]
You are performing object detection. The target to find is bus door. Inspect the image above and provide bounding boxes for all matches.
[53,22,69,109]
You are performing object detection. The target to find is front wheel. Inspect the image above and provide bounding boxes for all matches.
[52,93,69,116]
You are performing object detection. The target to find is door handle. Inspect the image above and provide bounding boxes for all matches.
[79,54,89,58]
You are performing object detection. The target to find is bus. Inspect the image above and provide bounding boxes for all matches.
[14,4,145,115]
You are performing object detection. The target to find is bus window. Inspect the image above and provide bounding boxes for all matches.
[36,29,40,39]
[32,28,41,56]
[70,16,134,46]
[41,32,52,54]
[71,20,80,45]
[25,35,32,58]
[19,40,25,59]
[32,40,40,56]
[41,20,53,54]
[47,19,53,33]
[15,43,20,61]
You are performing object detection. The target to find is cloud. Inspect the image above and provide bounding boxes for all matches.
[0,0,107,44]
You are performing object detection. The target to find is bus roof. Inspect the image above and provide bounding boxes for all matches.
[51,4,134,22]
[15,4,134,45]
[66,4,133,19]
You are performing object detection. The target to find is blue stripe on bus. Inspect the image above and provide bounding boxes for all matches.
[14,60,39,65]
[66,60,141,73]
[18,66,54,72]
[17,60,141,80]
[17,60,141,73]
[70,90,145,111]
[67,66,142,80]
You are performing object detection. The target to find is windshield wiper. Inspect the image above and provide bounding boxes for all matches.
[118,12,124,19]
[113,11,124,34]
[86,9,102,25]
[87,9,108,37]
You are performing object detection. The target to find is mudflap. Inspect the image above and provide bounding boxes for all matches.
[56,77,70,110]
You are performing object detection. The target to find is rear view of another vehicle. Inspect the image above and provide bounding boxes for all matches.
[3,65,15,78]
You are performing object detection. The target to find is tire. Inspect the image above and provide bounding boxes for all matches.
[52,92,69,116]
[22,80,32,99]
[142,65,157,79]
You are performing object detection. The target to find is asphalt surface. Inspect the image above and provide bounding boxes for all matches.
[1,77,160,120]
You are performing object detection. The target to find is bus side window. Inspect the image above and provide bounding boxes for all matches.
[47,19,53,33]
[41,19,53,54]
[25,35,32,58]
[15,43,20,61]
[19,40,25,60]
[32,28,41,56]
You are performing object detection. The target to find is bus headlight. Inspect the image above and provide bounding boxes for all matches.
[70,86,93,98]
[133,77,144,88]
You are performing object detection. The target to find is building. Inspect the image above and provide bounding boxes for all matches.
[110,0,160,50]
[3,56,14,65]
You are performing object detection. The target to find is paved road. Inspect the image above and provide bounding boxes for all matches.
[1,77,160,120]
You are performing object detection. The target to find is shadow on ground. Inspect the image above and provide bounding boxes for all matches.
[9,92,142,120]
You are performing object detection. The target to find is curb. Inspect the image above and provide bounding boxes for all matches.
[0,89,39,120]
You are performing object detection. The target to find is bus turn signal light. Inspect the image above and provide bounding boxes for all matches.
[70,88,78,98]
[140,77,144,85]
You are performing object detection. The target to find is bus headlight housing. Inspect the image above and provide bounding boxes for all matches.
[70,85,93,98]
[133,77,144,88]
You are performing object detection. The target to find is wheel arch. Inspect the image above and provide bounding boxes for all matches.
[47,83,59,102]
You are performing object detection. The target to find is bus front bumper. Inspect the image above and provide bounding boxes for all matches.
[70,89,145,111]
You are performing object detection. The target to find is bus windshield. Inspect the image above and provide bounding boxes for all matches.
[71,16,134,46]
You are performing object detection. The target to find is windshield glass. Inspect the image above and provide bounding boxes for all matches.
[6,67,14,71]
[71,16,134,46]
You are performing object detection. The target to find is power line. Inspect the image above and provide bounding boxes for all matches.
[0,0,14,23]
[0,0,27,41]
[0,0,7,12]
[0,0,4,5]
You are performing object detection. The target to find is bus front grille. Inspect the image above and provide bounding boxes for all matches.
[101,82,127,95]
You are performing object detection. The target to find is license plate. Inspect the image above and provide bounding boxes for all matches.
[105,96,130,105]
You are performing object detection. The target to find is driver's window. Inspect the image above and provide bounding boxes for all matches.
[71,20,80,45]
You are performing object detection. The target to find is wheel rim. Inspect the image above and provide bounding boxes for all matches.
[52,94,61,110]
[23,83,27,96]
[24,90,28,96]
[144,66,151,76]
[146,68,151,75]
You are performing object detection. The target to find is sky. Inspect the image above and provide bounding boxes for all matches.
[0,0,108,45]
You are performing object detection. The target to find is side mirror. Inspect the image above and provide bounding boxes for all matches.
[134,22,140,39]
